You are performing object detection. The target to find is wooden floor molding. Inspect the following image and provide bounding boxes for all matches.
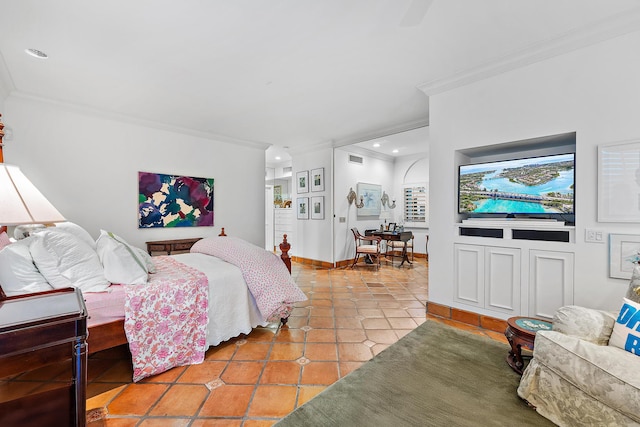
[426,301,508,334]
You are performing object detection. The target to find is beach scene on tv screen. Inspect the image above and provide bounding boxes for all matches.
[459,153,574,214]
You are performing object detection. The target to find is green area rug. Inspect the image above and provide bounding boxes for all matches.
[276,320,554,427]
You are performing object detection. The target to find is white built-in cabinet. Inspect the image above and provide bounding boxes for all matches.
[454,244,521,316]
[528,250,574,319]
[454,239,574,320]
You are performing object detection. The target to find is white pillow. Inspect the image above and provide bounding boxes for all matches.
[30,229,110,293]
[135,247,156,273]
[52,221,96,249]
[609,298,640,356]
[96,230,149,285]
[0,236,54,296]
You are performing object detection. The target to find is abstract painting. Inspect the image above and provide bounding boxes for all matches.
[138,171,214,228]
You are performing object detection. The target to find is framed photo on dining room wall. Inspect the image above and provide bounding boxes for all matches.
[311,196,324,220]
[297,197,309,220]
[356,182,382,217]
[296,171,309,194]
[311,167,324,192]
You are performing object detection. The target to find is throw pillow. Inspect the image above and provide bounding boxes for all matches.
[30,229,110,293]
[0,236,53,296]
[51,221,97,249]
[609,297,640,355]
[96,230,149,285]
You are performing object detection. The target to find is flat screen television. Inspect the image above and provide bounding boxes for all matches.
[458,152,575,224]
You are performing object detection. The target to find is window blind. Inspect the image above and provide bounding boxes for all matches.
[403,184,428,226]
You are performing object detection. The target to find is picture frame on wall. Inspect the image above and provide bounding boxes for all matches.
[297,197,309,219]
[356,182,382,217]
[138,171,214,228]
[311,196,324,220]
[311,167,325,192]
[609,233,640,279]
[598,140,640,222]
[296,171,309,194]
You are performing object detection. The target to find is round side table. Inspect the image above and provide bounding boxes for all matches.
[505,317,552,375]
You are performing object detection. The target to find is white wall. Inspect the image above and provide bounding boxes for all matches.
[4,95,267,249]
[292,146,333,263]
[428,31,640,313]
[333,147,395,262]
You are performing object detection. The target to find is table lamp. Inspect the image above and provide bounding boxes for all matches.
[0,114,66,299]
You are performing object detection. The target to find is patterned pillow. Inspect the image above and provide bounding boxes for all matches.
[609,298,640,356]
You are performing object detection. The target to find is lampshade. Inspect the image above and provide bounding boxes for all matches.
[0,164,65,225]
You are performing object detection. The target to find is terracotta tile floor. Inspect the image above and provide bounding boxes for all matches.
[1,258,509,426]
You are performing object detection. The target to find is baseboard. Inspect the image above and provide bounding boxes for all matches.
[425,301,507,334]
[292,253,428,270]
[291,256,334,269]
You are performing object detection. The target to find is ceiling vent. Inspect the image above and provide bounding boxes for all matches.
[349,154,364,165]
[283,166,292,173]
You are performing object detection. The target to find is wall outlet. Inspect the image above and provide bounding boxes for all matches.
[339,217,346,223]
[585,228,605,243]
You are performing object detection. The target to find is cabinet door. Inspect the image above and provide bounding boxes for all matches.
[454,244,484,307]
[485,246,520,315]
[528,250,574,319]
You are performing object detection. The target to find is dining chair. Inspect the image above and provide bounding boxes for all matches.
[350,228,382,270]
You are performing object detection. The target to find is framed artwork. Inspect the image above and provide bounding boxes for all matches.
[311,196,324,220]
[598,140,640,222]
[311,167,325,192]
[138,171,214,228]
[274,185,282,203]
[297,171,309,194]
[356,182,382,217]
[297,197,309,219]
[609,234,640,279]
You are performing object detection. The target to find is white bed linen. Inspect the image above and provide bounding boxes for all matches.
[172,252,267,347]
[84,252,267,348]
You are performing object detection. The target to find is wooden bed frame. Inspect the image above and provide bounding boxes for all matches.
[0,230,294,355]
[86,231,293,354]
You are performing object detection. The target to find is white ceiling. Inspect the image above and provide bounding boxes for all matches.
[1,0,640,163]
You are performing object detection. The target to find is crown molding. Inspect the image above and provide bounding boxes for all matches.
[344,144,395,163]
[287,140,334,156]
[418,6,640,96]
[8,91,271,150]
[332,117,429,148]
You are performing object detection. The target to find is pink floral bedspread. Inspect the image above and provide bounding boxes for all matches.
[124,256,208,382]
[191,236,307,322]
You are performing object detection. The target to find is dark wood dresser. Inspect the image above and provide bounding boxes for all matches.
[145,237,202,255]
[0,288,88,427]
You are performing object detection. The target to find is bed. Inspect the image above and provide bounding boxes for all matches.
[0,223,305,381]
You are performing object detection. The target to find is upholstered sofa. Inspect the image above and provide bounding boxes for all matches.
[517,305,640,426]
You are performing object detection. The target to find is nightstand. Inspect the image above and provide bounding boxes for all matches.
[0,288,88,426]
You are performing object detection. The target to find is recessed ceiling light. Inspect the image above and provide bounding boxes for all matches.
[275,156,281,160]
[373,143,381,148]
[25,48,48,59]
[392,149,399,153]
